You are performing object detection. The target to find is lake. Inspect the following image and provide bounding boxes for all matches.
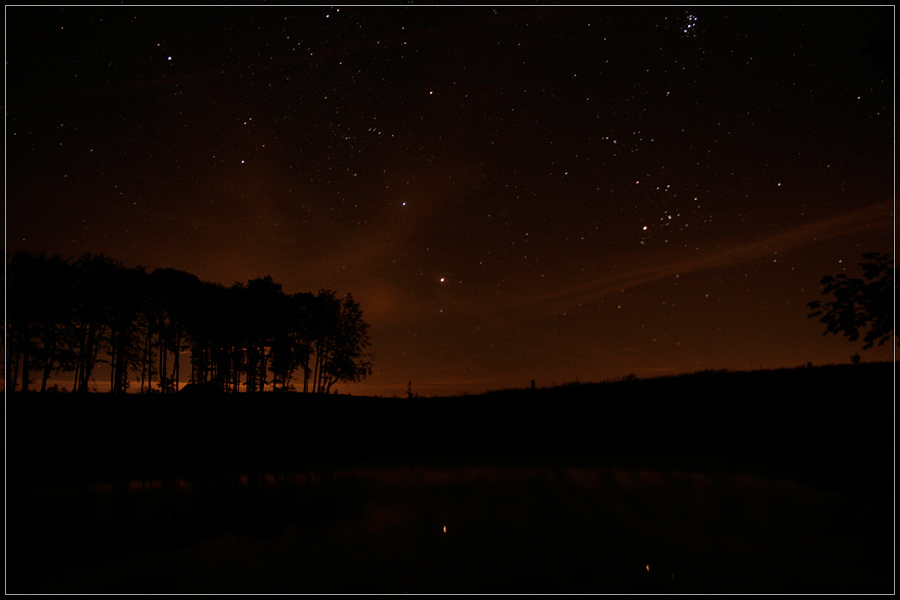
[8,461,892,593]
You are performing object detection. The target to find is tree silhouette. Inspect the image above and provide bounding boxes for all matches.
[269,291,315,392]
[808,252,897,350]
[70,254,120,393]
[324,292,373,392]
[35,255,77,392]
[106,266,147,394]
[147,268,202,393]
[311,292,372,394]
[5,250,373,393]
[309,290,342,394]
[186,281,230,390]
[243,276,284,392]
[6,251,71,392]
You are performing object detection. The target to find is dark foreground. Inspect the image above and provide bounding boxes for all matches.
[7,363,895,593]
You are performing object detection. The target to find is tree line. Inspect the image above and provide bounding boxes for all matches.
[5,251,373,394]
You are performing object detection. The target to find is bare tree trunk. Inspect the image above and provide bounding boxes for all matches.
[172,329,181,392]
[259,346,269,392]
[21,352,29,393]
[9,351,20,393]
[40,332,56,392]
[312,343,322,394]
[108,330,117,393]
[140,323,152,393]
[73,326,86,393]
[159,328,168,393]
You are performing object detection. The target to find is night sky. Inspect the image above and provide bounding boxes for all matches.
[6,6,895,397]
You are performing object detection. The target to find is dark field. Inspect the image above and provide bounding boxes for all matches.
[7,362,895,593]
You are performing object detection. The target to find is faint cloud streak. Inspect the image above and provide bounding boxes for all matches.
[529,201,894,312]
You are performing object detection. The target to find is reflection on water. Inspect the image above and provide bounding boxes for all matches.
[9,464,892,593]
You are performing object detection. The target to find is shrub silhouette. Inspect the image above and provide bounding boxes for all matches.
[808,252,897,351]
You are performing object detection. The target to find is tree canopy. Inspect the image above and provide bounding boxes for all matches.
[808,252,897,351]
[5,250,372,393]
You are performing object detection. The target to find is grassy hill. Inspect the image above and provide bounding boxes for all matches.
[7,361,894,483]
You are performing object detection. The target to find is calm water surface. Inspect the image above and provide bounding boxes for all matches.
[10,464,891,593]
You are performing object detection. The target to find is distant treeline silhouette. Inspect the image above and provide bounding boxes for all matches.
[5,251,372,394]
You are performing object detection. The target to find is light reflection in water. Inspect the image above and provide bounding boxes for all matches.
[11,465,890,593]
